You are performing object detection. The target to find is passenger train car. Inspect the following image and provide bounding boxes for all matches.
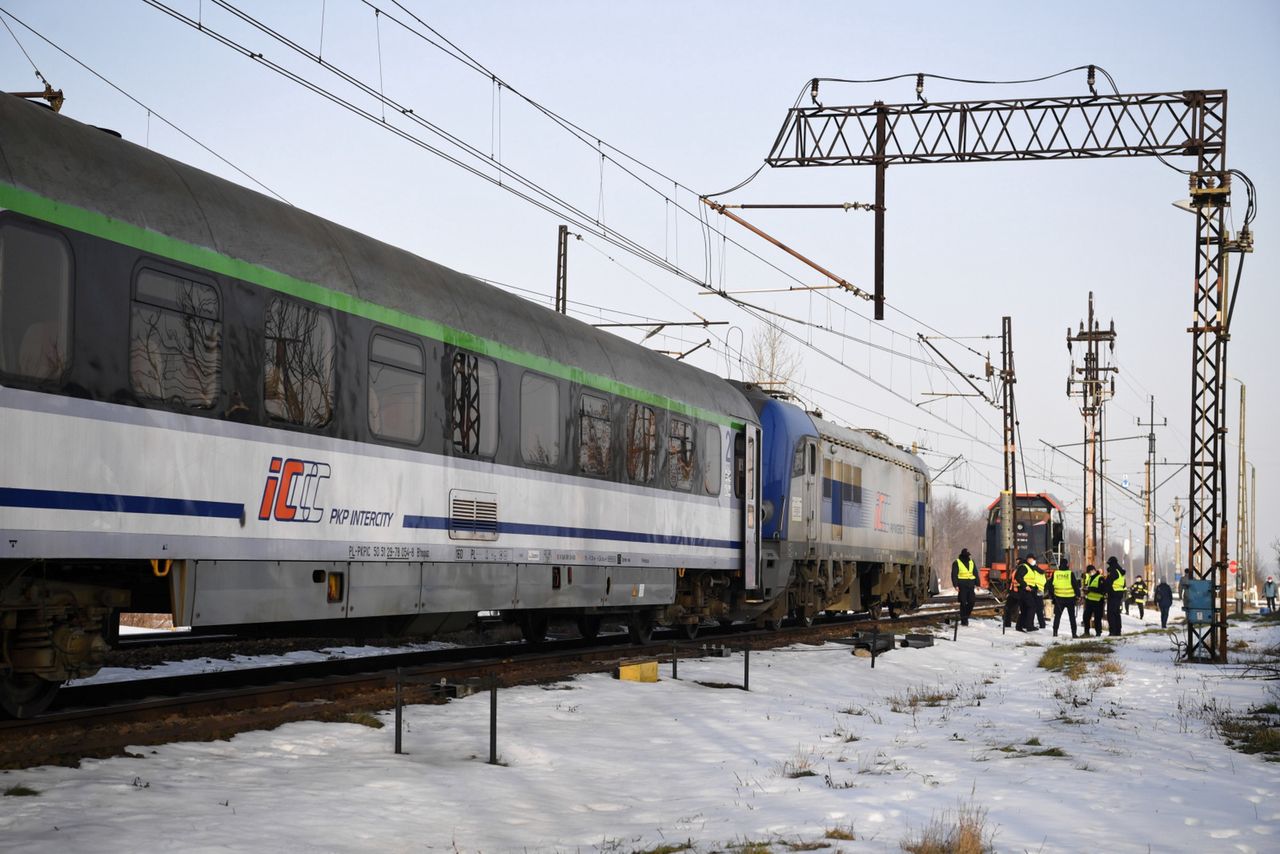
[0,92,929,717]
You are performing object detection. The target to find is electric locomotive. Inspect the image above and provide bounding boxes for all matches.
[742,386,934,624]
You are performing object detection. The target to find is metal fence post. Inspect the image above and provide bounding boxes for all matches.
[488,679,498,766]
[743,646,750,691]
[672,642,678,680]
[394,667,403,755]
[870,629,878,669]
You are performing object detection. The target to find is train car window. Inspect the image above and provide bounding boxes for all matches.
[577,392,612,475]
[667,419,695,491]
[625,403,657,483]
[369,333,424,443]
[451,352,498,456]
[702,425,721,495]
[823,458,832,498]
[0,221,72,382]
[808,444,817,475]
[792,443,805,477]
[520,372,560,465]
[733,432,745,499]
[129,269,220,407]
[850,465,863,504]
[264,296,335,427]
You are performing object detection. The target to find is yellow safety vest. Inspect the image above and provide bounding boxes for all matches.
[1112,572,1127,593]
[954,558,976,581]
[1027,568,1045,593]
[1085,574,1104,602]
[1052,568,1075,598]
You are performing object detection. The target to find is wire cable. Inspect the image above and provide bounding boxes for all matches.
[0,6,291,204]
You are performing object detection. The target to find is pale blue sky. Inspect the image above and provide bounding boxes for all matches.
[3,0,1277,578]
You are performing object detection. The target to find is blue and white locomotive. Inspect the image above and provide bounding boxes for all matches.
[0,92,930,717]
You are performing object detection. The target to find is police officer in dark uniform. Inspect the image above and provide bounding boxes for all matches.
[951,548,978,626]
[1105,556,1126,636]
[1051,558,1079,638]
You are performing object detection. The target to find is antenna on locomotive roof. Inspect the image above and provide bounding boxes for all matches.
[9,81,64,112]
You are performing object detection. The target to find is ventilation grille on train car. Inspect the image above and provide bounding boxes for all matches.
[449,489,499,541]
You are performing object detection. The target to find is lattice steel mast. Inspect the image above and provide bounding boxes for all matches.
[1066,293,1117,569]
[764,82,1242,661]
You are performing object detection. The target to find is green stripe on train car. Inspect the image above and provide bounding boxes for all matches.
[0,181,746,429]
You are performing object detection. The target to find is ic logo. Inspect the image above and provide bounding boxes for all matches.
[258,456,331,523]
[874,493,890,532]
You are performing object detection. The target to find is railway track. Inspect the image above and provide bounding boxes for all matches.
[0,603,1000,769]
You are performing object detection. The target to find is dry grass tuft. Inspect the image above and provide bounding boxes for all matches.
[900,801,995,854]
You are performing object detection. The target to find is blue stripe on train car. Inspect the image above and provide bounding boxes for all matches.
[402,514,741,551]
[917,501,926,537]
[0,486,244,519]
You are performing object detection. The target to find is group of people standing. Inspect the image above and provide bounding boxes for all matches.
[951,550,1178,638]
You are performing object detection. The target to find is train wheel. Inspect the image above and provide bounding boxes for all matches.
[576,615,602,640]
[676,622,700,641]
[628,613,656,645]
[0,674,60,719]
[761,617,782,632]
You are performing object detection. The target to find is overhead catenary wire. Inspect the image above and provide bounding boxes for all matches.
[135,1,1096,507]
[0,5,291,204]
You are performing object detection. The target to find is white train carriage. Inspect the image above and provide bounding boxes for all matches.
[0,93,763,715]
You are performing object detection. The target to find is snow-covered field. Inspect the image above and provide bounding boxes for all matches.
[3,610,1278,853]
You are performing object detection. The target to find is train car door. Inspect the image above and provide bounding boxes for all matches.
[803,440,820,547]
[739,425,762,590]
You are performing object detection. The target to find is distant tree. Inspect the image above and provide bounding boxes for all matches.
[931,492,986,589]
[749,324,801,391]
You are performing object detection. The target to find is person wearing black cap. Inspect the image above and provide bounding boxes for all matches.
[1105,556,1126,636]
[1154,578,1174,628]
[1015,555,1040,632]
[951,548,978,626]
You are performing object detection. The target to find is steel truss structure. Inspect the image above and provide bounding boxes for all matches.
[1066,292,1118,572]
[765,88,1233,661]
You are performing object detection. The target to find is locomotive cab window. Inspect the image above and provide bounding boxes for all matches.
[264,296,335,427]
[625,403,657,483]
[369,333,424,444]
[667,418,694,491]
[0,221,72,382]
[520,372,561,465]
[451,352,498,457]
[703,425,721,495]
[129,268,221,407]
[578,392,612,475]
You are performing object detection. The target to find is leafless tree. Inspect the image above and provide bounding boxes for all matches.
[749,323,801,391]
[931,492,986,589]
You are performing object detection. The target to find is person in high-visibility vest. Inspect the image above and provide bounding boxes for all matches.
[1051,558,1080,638]
[1081,565,1105,636]
[951,548,978,626]
[1015,556,1039,632]
[1028,561,1047,630]
[1105,556,1127,636]
[1128,577,1148,619]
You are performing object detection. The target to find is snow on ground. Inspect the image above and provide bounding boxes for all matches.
[3,610,1278,853]
[68,640,460,686]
